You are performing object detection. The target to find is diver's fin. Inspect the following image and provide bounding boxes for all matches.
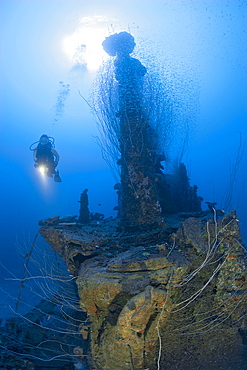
[54,170,62,182]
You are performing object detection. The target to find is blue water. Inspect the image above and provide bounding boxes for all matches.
[1,0,246,368]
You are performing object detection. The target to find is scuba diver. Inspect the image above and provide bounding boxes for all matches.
[30,134,62,182]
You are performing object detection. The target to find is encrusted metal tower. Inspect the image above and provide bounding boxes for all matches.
[103,32,163,230]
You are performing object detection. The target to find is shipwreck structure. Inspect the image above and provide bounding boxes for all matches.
[102,32,163,229]
[99,32,202,230]
[37,33,247,369]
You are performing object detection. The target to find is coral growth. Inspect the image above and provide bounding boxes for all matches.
[39,210,247,369]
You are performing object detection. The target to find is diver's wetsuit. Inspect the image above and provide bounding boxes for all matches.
[35,142,56,175]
